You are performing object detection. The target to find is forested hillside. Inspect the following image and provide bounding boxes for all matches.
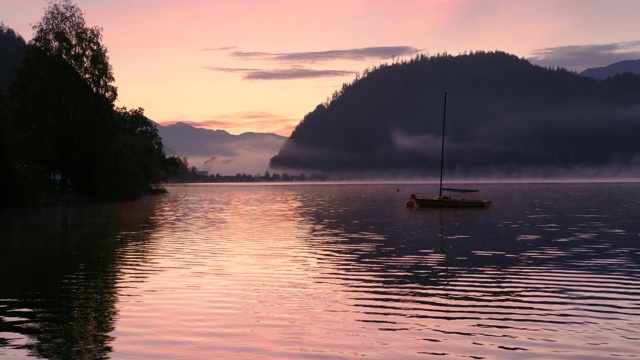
[269,51,640,177]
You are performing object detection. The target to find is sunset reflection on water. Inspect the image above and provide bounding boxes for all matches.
[1,182,639,359]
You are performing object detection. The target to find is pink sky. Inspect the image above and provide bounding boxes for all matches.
[3,0,640,136]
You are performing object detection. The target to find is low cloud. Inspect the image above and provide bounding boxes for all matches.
[529,40,640,71]
[205,66,259,73]
[206,66,353,80]
[201,46,238,51]
[391,130,441,158]
[231,46,422,63]
[205,45,421,81]
[193,148,277,176]
[245,68,354,80]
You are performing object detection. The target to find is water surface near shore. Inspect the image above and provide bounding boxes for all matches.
[1,182,639,359]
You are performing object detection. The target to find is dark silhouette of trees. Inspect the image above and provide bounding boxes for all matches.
[164,156,193,182]
[9,0,118,197]
[100,107,170,199]
[0,25,28,205]
[10,45,115,195]
[270,51,640,176]
[29,0,117,102]
[3,1,174,206]
[0,22,25,91]
[163,157,326,183]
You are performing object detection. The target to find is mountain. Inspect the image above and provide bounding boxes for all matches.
[269,51,640,178]
[580,59,640,80]
[157,122,286,175]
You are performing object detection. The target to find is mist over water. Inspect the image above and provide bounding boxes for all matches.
[1,182,639,359]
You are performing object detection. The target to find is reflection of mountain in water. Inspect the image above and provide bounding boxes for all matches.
[0,197,162,359]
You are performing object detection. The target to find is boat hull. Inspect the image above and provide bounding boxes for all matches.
[414,197,491,208]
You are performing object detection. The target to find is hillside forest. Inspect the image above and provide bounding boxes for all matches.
[269,51,640,178]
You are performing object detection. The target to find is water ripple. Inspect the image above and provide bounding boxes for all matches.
[1,183,640,359]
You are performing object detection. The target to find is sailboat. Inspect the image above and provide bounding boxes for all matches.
[413,92,491,208]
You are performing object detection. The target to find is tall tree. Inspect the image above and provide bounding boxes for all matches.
[101,107,169,199]
[30,0,117,102]
[9,0,117,195]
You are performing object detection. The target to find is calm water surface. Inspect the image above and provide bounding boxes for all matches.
[1,182,639,359]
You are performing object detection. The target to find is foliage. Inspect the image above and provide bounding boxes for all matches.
[165,156,193,182]
[0,22,26,92]
[165,158,326,183]
[0,92,33,206]
[270,51,640,175]
[30,0,117,102]
[0,26,28,206]
[10,44,116,195]
[98,107,168,200]
[2,1,174,206]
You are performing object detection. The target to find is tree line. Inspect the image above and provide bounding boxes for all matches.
[167,156,327,183]
[1,1,182,207]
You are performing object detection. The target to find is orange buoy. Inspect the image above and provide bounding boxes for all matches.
[406,199,415,208]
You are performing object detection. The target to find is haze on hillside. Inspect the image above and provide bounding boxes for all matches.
[157,122,286,175]
[269,51,640,180]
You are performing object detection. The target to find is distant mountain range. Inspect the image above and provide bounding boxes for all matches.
[580,59,640,79]
[156,122,286,175]
[270,51,640,179]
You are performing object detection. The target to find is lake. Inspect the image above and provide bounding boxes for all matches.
[1,182,639,359]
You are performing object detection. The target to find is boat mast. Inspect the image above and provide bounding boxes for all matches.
[439,91,447,197]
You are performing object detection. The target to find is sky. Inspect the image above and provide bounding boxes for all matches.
[3,0,640,136]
